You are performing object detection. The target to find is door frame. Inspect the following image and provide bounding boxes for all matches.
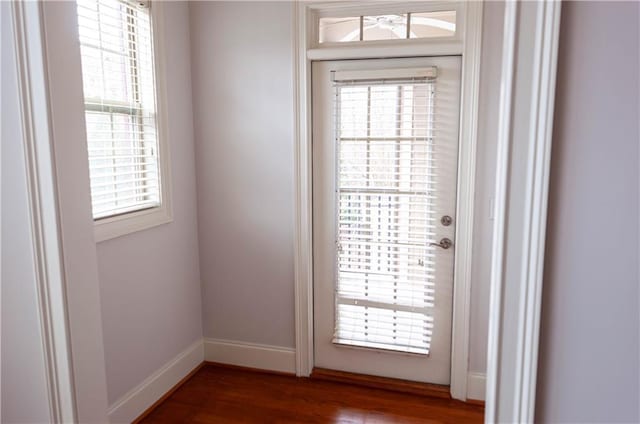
[293,1,564,418]
[9,2,77,421]
[485,2,562,422]
[7,1,111,422]
[292,0,483,401]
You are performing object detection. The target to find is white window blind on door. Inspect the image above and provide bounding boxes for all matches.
[77,0,161,219]
[333,67,445,355]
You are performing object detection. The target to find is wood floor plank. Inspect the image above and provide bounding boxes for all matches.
[311,368,451,400]
[140,364,484,423]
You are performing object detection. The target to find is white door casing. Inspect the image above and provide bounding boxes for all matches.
[312,56,462,384]
[485,1,562,422]
[293,1,484,400]
[8,1,112,422]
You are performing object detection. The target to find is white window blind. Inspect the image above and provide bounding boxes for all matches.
[77,0,161,220]
[333,68,441,355]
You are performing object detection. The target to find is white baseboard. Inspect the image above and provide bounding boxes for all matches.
[107,339,204,423]
[204,338,296,374]
[467,372,486,401]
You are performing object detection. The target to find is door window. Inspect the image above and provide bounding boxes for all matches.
[333,70,438,355]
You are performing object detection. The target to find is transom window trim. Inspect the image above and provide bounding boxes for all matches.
[77,0,173,241]
[312,1,463,47]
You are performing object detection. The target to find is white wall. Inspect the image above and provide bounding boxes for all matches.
[1,3,52,421]
[94,1,203,405]
[190,1,502,376]
[190,1,296,348]
[536,2,640,422]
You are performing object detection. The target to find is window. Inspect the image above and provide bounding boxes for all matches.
[77,0,168,227]
[319,10,456,44]
[332,68,441,355]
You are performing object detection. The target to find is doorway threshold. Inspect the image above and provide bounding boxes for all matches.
[311,368,451,400]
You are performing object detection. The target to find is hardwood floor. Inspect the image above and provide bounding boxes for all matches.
[310,368,452,400]
[139,363,484,423]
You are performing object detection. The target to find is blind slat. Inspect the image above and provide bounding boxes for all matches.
[333,77,444,355]
[78,0,162,220]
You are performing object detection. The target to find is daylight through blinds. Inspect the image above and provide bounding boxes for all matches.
[333,70,440,355]
[77,0,161,219]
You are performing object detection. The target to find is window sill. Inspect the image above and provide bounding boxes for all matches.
[94,205,172,242]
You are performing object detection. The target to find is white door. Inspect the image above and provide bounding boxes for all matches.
[312,56,462,384]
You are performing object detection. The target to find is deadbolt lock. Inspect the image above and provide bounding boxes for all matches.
[441,215,453,226]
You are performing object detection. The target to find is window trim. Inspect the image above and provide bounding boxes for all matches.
[91,0,173,242]
[311,1,464,52]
